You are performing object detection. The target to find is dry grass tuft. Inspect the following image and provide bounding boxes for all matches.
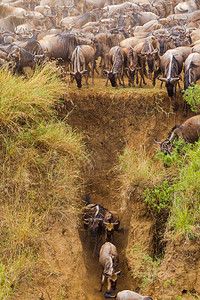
[0,67,88,297]
[118,146,165,195]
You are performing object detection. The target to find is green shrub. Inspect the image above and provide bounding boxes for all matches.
[184,83,200,113]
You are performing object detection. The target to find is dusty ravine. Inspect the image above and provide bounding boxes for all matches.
[16,87,200,300]
[60,88,198,300]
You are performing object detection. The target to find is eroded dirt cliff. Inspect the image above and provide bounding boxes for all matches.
[19,87,200,300]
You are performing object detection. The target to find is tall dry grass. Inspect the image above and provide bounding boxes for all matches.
[118,147,166,194]
[0,66,88,298]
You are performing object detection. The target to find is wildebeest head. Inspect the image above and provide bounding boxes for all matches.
[88,217,103,241]
[105,271,121,294]
[128,64,137,81]
[103,70,117,87]
[140,49,158,75]
[70,70,87,89]
[155,138,173,155]
[105,220,114,242]
[158,76,181,98]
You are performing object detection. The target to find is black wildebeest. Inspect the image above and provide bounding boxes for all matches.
[99,242,121,296]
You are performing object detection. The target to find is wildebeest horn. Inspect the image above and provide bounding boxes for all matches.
[83,217,93,224]
[152,48,158,54]
[170,77,181,83]
[80,70,87,74]
[69,72,76,76]
[103,69,109,74]
[115,270,122,275]
[157,76,168,82]
[154,139,162,144]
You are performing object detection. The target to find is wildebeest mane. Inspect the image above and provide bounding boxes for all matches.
[184,61,198,89]
[171,124,182,132]
[171,54,182,78]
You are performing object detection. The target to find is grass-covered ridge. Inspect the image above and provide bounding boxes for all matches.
[0,66,88,298]
[119,140,200,242]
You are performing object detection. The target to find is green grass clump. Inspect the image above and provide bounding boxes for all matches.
[167,141,200,238]
[184,83,200,113]
[0,67,88,297]
[119,140,200,242]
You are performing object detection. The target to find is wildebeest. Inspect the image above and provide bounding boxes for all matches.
[93,32,124,75]
[135,38,160,82]
[155,115,200,154]
[184,53,200,90]
[156,47,192,97]
[70,46,87,89]
[103,210,120,242]
[123,47,139,87]
[82,196,106,257]
[104,46,126,87]
[39,33,78,65]
[168,115,200,143]
[99,242,121,296]
[8,46,44,74]
[104,290,153,299]
[174,0,199,14]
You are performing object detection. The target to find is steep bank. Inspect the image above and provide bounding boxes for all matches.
[60,87,197,299]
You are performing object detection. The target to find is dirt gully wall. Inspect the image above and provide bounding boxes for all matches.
[61,88,199,300]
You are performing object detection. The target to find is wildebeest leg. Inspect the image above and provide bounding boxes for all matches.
[118,74,122,86]
[153,68,161,86]
[136,69,139,85]
[138,69,143,88]
[99,272,105,292]
[177,80,182,92]
[105,77,109,86]
[121,68,125,87]
[91,61,95,84]
[85,72,89,87]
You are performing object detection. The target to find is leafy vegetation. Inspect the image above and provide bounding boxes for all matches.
[119,140,200,241]
[0,66,88,297]
[184,83,200,113]
[126,244,161,288]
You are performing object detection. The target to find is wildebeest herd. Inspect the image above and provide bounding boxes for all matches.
[82,195,153,299]
[1,0,200,298]
[1,0,200,98]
